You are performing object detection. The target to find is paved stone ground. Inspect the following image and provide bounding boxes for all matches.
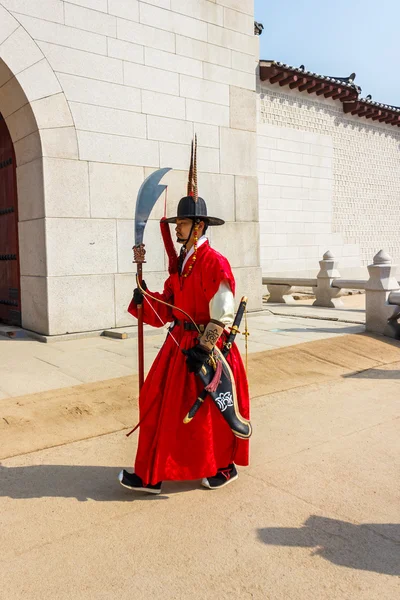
[1,295,399,599]
[1,354,399,600]
[0,296,365,398]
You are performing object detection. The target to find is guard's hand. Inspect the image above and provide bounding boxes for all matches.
[133,280,147,305]
[182,344,210,374]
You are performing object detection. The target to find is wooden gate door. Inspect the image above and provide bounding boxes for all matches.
[0,113,21,326]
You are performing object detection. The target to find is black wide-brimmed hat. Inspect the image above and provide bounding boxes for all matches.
[164,136,224,227]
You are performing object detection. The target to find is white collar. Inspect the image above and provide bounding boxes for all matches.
[182,236,207,269]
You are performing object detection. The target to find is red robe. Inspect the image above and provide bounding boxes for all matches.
[128,240,250,485]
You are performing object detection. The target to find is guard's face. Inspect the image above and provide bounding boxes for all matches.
[175,218,194,244]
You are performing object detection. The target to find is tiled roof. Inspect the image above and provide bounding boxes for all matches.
[269,61,360,92]
[259,60,360,102]
[360,97,400,113]
[343,97,400,126]
[259,60,400,127]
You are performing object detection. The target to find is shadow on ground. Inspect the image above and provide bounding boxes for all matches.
[258,515,400,576]
[343,368,400,380]
[0,464,199,502]
[265,326,364,334]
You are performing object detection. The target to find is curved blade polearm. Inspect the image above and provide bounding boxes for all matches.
[135,167,172,245]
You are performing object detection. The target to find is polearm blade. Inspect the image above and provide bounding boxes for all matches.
[133,168,172,391]
[135,167,172,246]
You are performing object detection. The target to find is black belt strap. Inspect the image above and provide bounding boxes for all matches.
[173,320,206,332]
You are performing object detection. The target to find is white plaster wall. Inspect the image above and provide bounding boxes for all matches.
[258,84,400,277]
[0,0,261,335]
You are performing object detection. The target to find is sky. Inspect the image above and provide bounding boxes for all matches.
[254,0,400,106]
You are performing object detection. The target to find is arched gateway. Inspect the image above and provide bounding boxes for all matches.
[0,5,79,335]
[0,112,20,325]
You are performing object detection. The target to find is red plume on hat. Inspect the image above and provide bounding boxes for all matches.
[161,135,225,271]
[187,134,198,203]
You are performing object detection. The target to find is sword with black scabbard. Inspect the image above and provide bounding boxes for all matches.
[183,296,252,439]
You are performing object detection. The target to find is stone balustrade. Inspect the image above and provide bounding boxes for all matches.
[263,250,400,339]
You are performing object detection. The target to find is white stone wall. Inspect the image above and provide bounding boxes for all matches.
[258,83,400,277]
[0,0,261,335]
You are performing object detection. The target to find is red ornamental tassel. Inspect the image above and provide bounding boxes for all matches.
[160,217,178,274]
[205,358,223,393]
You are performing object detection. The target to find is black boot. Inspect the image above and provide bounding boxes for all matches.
[201,464,238,490]
[118,470,162,494]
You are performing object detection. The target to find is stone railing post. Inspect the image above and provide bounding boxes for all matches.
[365,250,400,337]
[313,251,344,308]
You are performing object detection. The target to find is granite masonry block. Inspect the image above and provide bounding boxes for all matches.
[45,218,117,277]
[89,162,144,219]
[170,0,223,26]
[175,34,231,66]
[17,13,108,55]
[147,115,193,144]
[145,47,203,78]
[207,23,255,55]
[16,58,62,102]
[123,61,179,94]
[180,74,229,106]
[38,41,123,84]
[0,0,64,23]
[139,3,208,41]
[58,73,142,112]
[16,158,44,221]
[223,6,254,35]
[77,131,159,166]
[117,17,175,52]
[47,275,115,334]
[142,90,185,119]
[186,99,229,127]
[107,37,144,64]
[43,157,90,218]
[64,3,117,37]
[70,102,146,138]
[108,0,139,20]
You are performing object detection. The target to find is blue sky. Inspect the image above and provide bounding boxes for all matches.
[254,0,400,106]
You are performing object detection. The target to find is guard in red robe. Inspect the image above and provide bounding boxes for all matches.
[119,140,251,493]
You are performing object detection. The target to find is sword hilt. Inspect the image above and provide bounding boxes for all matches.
[183,394,206,423]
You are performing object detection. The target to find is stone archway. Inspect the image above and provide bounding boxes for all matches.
[0,6,79,334]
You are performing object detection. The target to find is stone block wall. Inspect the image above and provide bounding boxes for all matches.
[258,83,400,277]
[0,0,261,335]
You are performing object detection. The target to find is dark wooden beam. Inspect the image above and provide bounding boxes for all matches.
[343,101,358,113]
[351,106,366,115]
[259,66,277,81]
[298,78,317,92]
[378,112,390,122]
[391,117,400,126]
[385,114,400,124]
[270,71,286,84]
[348,91,359,101]
[306,82,324,94]
[316,85,331,96]
[289,77,307,89]
[371,110,383,121]
[332,87,344,100]
[353,105,371,117]
[324,87,340,98]
[338,90,352,101]
[364,109,377,119]
[279,74,298,86]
